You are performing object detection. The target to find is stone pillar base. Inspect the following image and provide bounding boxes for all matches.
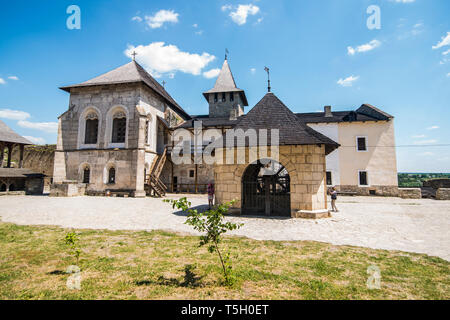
[133,190,146,198]
[293,209,331,219]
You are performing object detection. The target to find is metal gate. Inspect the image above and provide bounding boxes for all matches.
[242,160,291,217]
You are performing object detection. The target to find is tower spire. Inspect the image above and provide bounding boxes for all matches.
[264,66,271,92]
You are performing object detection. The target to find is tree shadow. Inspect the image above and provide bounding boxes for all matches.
[47,270,66,275]
[171,205,210,217]
[135,264,204,288]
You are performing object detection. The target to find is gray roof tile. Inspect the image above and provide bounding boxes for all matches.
[0,120,32,145]
[60,61,191,120]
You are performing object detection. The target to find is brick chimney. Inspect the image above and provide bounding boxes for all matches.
[324,106,333,117]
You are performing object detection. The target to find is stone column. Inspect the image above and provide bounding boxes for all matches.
[19,144,24,168]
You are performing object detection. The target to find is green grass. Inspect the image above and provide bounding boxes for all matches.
[0,222,448,300]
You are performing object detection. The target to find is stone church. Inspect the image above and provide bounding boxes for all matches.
[53,55,398,217]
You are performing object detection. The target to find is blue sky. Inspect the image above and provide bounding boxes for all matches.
[0,0,449,172]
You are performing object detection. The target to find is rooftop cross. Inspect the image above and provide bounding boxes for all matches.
[162,80,166,88]
[264,66,271,92]
[225,48,229,60]
[131,51,137,61]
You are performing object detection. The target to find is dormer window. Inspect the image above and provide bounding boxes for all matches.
[230,93,234,102]
[222,93,226,102]
[214,93,218,103]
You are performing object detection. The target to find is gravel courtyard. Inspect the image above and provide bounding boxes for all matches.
[1,194,449,261]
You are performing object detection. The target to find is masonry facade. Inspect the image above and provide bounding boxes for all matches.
[53,56,399,216]
[53,61,189,197]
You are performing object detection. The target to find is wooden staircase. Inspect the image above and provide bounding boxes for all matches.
[145,147,168,197]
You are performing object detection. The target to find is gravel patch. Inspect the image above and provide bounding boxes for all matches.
[1,194,449,261]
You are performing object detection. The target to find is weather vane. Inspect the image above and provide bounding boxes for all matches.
[131,51,137,61]
[264,66,271,92]
[162,80,166,88]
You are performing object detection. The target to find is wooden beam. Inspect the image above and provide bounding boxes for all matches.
[19,144,24,168]
[6,143,13,168]
[0,142,4,168]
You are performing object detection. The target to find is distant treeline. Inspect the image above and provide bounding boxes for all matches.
[398,173,450,188]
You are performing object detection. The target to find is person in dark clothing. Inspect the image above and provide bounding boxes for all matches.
[330,187,339,212]
[207,183,215,209]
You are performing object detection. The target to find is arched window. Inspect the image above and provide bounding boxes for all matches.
[108,167,116,184]
[112,111,126,143]
[83,166,90,184]
[84,113,99,144]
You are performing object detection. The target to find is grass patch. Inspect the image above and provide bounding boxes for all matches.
[0,222,448,300]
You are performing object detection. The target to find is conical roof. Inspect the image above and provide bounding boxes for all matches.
[233,92,339,154]
[0,119,32,145]
[203,59,248,106]
[60,61,190,120]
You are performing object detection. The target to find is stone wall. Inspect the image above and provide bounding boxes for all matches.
[50,181,86,197]
[436,188,450,200]
[398,188,422,199]
[424,179,450,189]
[54,82,182,196]
[160,162,214,193]
[208,92,245,118]
[339,185,399,197]
[10,145,55,185]
[214,145,327,216]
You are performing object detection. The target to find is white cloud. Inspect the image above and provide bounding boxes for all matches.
[391,0,415,3]
[125,42,215,77]
[144,10,179,29]
[221,5,232,12]
[192,24,198,28]
[347,39,381,55]
[17,120,58,133]
[447,72,450,77]
[427,125,440,130]
[413,139,437,145]
[223,4,260,25]
[195,30,204,35]
[250,68,256,74]
[8,76,19,81]
[419,152,434,156]
[203,68,221,79]
[412,134,426,139]
[443,49,450,56]
[23,136,46,145]
[432,32,450,50]
[0,78,5,84]
[337,75,359,87]
[131,16,143,22]
[0,109,31,121]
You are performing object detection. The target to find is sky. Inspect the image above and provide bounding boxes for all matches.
[0,0,449,172]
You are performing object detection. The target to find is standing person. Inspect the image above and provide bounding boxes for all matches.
[330,187,339,212]
[207,183,215,209]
